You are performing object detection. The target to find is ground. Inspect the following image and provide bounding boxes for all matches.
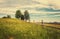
[0,18,60,39]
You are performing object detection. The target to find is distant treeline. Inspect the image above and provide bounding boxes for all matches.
[2,10,30,22]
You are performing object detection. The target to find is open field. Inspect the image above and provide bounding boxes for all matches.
[0,18,60,39]
[44,23,60,30]
[36,22,60,29]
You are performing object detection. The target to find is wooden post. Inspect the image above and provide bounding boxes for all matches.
[41,20,44,26]
[33,20,35,23]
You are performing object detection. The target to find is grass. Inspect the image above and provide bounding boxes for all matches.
[44,23,60,28]
[0,18,60,39]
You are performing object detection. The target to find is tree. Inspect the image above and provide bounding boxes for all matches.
[2,16,7,18]
[15,10,22,19]
[21,15,24,20]
[2,15,11,18]
[7,15,11,18]
[24,10,30,21]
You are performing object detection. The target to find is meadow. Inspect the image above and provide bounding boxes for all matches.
[0,18,60,39]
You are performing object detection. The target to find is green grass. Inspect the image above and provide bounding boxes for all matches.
[0,18,60,39]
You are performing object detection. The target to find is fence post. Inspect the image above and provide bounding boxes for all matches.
[41,20,44,26]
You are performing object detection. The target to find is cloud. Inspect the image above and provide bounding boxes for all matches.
[0,0,41,8]
[0,0,60,14]
[36,7,60,12]
[0,0,5,3]
[0,0,60,9]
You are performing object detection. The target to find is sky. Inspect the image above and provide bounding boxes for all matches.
[0,0,60,22]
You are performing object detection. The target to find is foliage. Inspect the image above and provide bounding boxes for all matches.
[24,10,30,21]
[15,10,22,19]
[2,15,11,18]
[21,14,24,20]
[7,15,11,18]
[2,16,7,18]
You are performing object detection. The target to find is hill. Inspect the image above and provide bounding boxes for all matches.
[0,18,60,39]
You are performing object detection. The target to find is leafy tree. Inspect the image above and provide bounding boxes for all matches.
[24,10,30,21]
[2,16,7,18]
[15,10,22,19]
[7,15,11,18]
[21,15,24,20]
[2,15,11,18]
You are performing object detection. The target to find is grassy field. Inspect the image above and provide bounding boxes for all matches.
[36,22,60,29]
[0,18,60,39]
[44,23,60,28]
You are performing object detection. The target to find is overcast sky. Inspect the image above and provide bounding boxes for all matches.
[0,0,60,13]
[0,0,60,22]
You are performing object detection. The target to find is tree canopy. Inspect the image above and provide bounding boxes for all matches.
[15,10,22,19]
[24,10,30,21]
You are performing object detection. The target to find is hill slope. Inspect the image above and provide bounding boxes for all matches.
[0,18,60,39]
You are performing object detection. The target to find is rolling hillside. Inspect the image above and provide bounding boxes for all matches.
[0,18,60,39]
